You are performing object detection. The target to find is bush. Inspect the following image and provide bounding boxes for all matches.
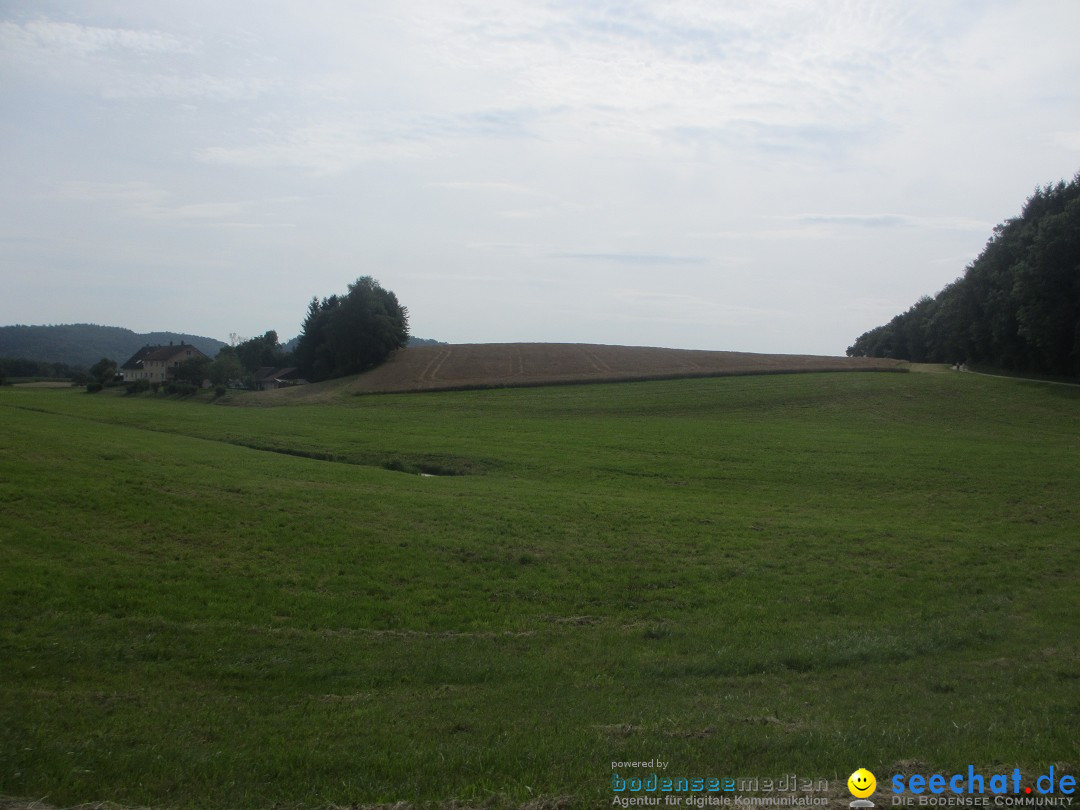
[214,385,227,398]
[165,381,198,396]
[85,382,103,393]
[125,379,150,395]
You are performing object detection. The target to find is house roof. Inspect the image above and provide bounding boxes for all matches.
[254,366,301,382]
[121,343,207,369]
[120,345,158,370]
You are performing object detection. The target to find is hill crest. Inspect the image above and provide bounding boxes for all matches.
[0,323,226,367]
[257,342,905,400]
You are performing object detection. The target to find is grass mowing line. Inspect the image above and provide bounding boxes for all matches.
[1,399,475,477]
[965,369,1080,387]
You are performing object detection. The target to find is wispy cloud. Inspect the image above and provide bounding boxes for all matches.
[198,122,436,174]
[794,214,912,228]
[665,119,875,160]
[605,287,787,325]
[51,181,292,227]
[0,18,268,101]
[197,102,567,174]
[0,19,190,57]
[434,1,954,141]
[786,213,992,231]
[549,252,708,266]
[430,181,535,194]
[1052,131,1080,152]
[612,289,720,309]
[53,180,169,210]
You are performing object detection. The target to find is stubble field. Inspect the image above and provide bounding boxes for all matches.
[253,343,904,399]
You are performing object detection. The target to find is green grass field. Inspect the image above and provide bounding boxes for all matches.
[1,370,1077,808]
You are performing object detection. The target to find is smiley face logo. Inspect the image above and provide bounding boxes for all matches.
[848,768,876,798]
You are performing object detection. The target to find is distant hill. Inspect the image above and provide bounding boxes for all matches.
[0,324,227,368]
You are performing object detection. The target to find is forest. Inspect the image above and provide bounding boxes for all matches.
[848,173,1080,377]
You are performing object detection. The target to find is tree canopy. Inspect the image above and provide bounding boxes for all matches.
[89,357,118,384]
[233,330,289,373]
[0,357,90,384]
[848,172,1080,377]
[294,277,409,381]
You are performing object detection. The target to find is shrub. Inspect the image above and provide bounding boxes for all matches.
[167,382,198,396]
[85,382,103,393]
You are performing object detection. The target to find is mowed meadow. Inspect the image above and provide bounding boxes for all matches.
[1,369,1077,808]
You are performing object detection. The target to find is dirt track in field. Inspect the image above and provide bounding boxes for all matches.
[259,343,904,401]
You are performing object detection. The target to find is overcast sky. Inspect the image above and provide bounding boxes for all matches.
[2,1,1078,355]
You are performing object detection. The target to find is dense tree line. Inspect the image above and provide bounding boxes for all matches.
[0,357,91,384]
[848,173,1080,377]
[294,277,409,382]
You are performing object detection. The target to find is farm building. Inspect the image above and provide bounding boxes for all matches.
[253,366,307,391]
[121,343,208,383]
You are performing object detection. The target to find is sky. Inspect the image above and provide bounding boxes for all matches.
[2,1,1079,355]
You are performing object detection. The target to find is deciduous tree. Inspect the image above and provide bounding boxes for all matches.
[295,277,408,381]
[89,357,117,384]
[849,172,1080,377]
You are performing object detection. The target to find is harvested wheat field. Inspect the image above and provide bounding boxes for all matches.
[263,343,905,400]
